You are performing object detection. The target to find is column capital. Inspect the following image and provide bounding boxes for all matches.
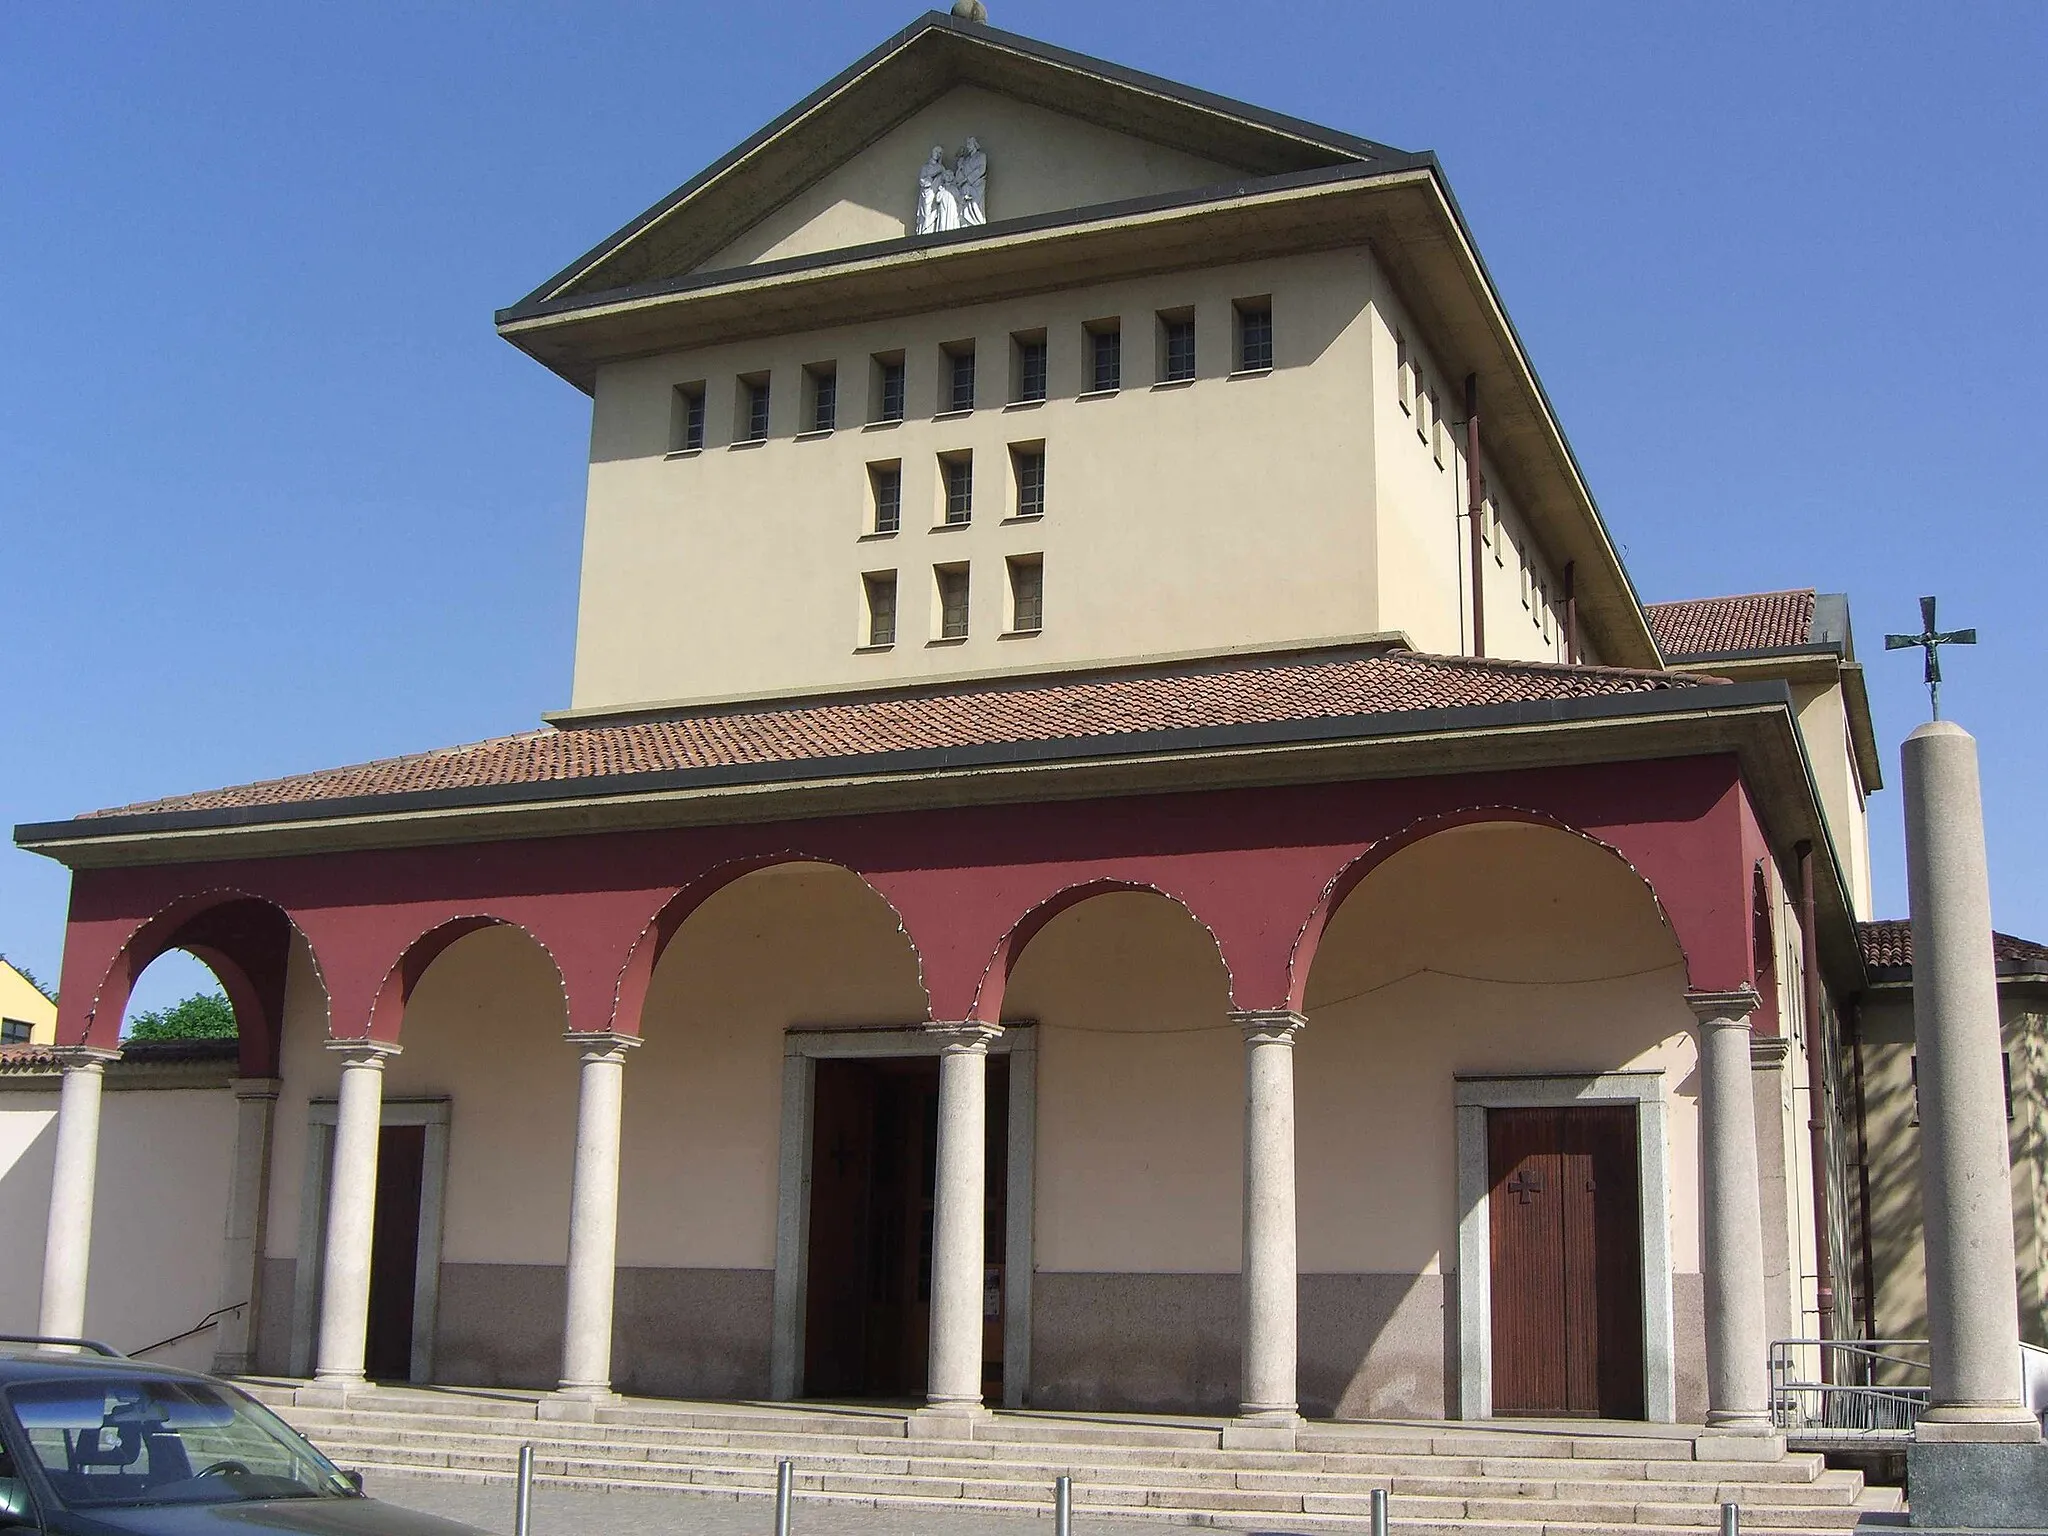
[231,1076,284,1101]
[564,1030,643,1063]
[324,1038,401,1068]
[48,1045,121,1072]
[1685,987,1762,1026]
[927,1021,1002,1054]
[1230,1009,1306,1046]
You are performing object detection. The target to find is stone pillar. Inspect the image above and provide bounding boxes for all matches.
[1689,988,1783,1457]
[311,1041,399,1394]
[550,1031,641,1414]
[1904,721,2038,1442]
[916,1022,998,1430]
[212,1077,282,1374]
[1227,1010,1305,1448]
[38,1047,120,1339]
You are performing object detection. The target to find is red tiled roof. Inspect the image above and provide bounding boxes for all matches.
[1647,590,1816,659]
[78,648,1719,821]
[1859,920,2048,974]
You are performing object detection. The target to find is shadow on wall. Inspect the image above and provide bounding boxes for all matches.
[0,1106,56,1334]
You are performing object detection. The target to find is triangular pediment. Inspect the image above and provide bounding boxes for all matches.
[512,11,1396,312]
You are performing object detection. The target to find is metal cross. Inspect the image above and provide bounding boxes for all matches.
[1506,1169,1544,1204]
[1884,595,1976,720]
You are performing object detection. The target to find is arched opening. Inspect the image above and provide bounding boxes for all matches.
[616,859,929,1401]
[1294,818,1694,1423]
[1000,886,1239,1414]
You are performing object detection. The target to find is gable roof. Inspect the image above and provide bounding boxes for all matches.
[1859,919,2048,981]
[504,10,1402,318]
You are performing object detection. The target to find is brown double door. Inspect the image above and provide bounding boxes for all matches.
[803,1056,1008,1400]
[1488,1105,1644,1419]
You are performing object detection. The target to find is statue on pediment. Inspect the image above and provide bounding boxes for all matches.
[914,140,988,234]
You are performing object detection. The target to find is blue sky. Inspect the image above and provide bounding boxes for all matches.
[2,2,2043,1018]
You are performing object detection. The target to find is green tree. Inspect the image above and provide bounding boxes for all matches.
[126,992,237,1041]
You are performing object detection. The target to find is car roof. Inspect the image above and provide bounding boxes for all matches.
[0,1347,217,1390]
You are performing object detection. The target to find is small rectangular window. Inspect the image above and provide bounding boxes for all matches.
[670,382,706,452]
[804,363,837,433]
[1430,391,1444,465]
[1008,555,1043,634]
[936,564,970,640]
[1011,444,1045,519]
[1087,320,1121,393]
[942,452,973,525]
[0,1018,31,1045]
[1396,334,1412,413]
[1159,310,1196,383]
[1416,377,1431,442]
[1235,298,1273,372]
[1012,331,1047,404]
[872,353,906,424]
[869,462,902,535]
[738,374,771,442]
[863,571,897,648]
[944,343,976,413]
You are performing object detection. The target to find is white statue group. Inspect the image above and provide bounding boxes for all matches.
[915,138,988,234]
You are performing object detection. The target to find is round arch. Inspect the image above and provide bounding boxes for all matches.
[364,915,568,1044]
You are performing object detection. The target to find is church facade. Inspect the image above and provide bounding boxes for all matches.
[15,12,1896,1441]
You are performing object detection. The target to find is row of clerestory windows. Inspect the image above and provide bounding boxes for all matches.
[861,557,1042,649]
[864,445,1046,535]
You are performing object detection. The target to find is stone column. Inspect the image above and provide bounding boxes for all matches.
[551,1031,641,1414]
[38,1047,120,1339]
[1227,1010,1305,1448]
[917,1022,999,1430]
[1689,988,1782,1457]
[212,1077,282,1374]
[1904,721,2038,1442]
[311,1040,399,1394]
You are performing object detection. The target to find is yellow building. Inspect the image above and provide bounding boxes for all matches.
[0,958,56,1049]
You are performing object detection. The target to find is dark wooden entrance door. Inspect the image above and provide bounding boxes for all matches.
[364,1123,426,1382]
[1488,1105,1644,1418]
[803,1056,1007,1399]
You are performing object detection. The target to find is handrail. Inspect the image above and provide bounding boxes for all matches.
[132,1303,245,1360]
[1770,1337,1930,1442]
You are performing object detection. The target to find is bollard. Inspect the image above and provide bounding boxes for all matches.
[1720,1500,1740,1536]
[1370,1486,1388,1536]
[514,1444,534,1536]
[775,1458,793,1536]
[1055,1474,1072,1536]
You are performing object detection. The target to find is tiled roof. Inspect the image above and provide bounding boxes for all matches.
[0,1040,240,1074]
[77,648,1720,822]
[1647,590,1817,659]
[1859,920,2048,976]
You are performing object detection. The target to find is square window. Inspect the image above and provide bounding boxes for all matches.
[738,374,771,442]
[941,452,973,524]
[936,564,970,640]
[670,382,706,452]
[0,1018,30,1045]
[944,343,976,413]
[804,363,837,433]
[1008,555,1043,634]
[1087,320,1121,392]
[872,353,906,424]
[1012,331,1047,403]
[1159,310,1196,383]
[1011,443,1045,519]
[869,461,901,535]
[1235,298,1273,372]
[863,571,898,648]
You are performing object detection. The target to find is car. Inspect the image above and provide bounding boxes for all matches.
[0,1336,489,1534]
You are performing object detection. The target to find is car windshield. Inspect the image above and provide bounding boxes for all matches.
[4,1376,356,1510]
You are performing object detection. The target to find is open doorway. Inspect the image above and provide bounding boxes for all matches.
[802,1056,1008,1400]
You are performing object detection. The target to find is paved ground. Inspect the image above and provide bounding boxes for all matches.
[369,1473,1225,1535]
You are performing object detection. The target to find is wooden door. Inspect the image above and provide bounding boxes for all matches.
[1488,1105,1644,1418]
[364,1123,425,1382]
[803,1061,877,1397]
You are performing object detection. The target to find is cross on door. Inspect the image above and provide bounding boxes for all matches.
[1506,1168,1544,1203]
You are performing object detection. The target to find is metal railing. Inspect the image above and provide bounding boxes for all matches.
[1769,1338,1930,1441]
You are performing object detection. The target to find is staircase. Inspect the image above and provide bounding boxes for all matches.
[245,1384,1904,1534]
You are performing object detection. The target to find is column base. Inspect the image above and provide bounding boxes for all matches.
[1222,1409,1303,1450]
[540,1386,620,1422]
[1908,1440,2048,1528]
[1693,1422,1786,1462]
[295,1377,369,1409]
[907,1402,990,1440]
[1917,1407,2044,1444]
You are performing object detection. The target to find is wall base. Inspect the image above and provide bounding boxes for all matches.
[1909,1441,2048,1530]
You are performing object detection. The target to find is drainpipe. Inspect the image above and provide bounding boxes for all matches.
[1563,561,1578,664]
[1797,840,1837,1378]
[1464,374,1485,659]
[1849,1001,1878,1339]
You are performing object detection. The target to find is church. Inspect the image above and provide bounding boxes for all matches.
[10,7,1935,1451]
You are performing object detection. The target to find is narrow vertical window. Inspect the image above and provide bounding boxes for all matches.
[1159,310,1196,383]
[670,383,706,452]
[872,353,906,424]
[869,462,901,535]
[1008,555,1043,634]
[804,363,837,433]
[936,565,970,640]
[1396,334,1412,413]
[863,571,897,647]
[944,343,976,413]
[941,452,973,525]
[1416,377,1431,442]
[1235,298,1273,372]
[1011,443,1045,519]
[1429,391,1444,465]
[738,374,771,442]
[1012,331,1047,403]
[1087,321,1121,392]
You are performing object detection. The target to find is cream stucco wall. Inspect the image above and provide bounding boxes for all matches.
[1791,679,1873,919]
[699,85,1245,273]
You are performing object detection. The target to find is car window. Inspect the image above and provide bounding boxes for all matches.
[0,1436,29,1522]
[6,1377,354,1510]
